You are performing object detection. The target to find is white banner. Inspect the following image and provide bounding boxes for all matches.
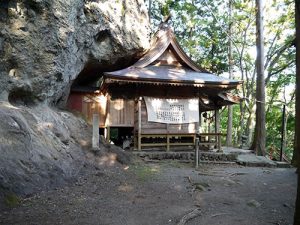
[144,97,199,124]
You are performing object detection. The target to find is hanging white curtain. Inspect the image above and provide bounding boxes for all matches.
[144,97,199,124]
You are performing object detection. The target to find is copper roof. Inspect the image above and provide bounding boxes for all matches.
[104,25,242,89]
[132,25,203,71]
[104,65,241,88]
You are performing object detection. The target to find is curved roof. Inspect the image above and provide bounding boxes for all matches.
[104,24,242,89]
[105,65,241,87]
[132,25,204,71]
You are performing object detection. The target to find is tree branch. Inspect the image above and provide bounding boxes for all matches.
[265,60,295,85]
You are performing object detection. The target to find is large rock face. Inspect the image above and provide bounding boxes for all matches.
[0,102,90,197]
[0,0,150,105]
[0,0,150,205]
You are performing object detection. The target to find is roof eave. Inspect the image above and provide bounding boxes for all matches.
[102,74,242,88]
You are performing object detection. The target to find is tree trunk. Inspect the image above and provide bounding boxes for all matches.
[280,105,287,161]
[238,102,245,148]
[226,0,233,147]
[245,112,254,147]
[250,125,257,150]
[227,106,233,146]
[148,0,152,22]
[292,131,297,166]
[254,0,266,156]
[294,1,300,224]
[294,0,300,168]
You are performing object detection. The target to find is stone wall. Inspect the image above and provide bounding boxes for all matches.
[135,151,239,162]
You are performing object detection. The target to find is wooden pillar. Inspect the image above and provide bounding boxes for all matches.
[166,135,170,151]
[215,110,222,152]
[104,126,110,143]
[92,114,100,149]
[207,113,211,142]
[195,116,200,148]
[195,137,199,169]
[198,96,202,134]
[197,99,201,134]
[166,124,170,151]
[138,97,142,151]
[197,120,200,133]
[199,112,203,143]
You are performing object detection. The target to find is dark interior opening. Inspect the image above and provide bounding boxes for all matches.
[8,88,36,107]
[99,128,105,136]
[109,127,134,149]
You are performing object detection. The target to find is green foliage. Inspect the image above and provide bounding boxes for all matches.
[149,0,229,74]
[148,0,296,156]
[266,104,295,160]
[4,192,21,208]
[129,163,160,182]
[220,104,242,146]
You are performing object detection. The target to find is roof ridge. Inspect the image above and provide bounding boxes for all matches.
[133,25,211,73]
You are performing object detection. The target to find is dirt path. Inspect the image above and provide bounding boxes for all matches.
[0,161,297,225]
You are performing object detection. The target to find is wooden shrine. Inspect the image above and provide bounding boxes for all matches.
[67,24,242,151]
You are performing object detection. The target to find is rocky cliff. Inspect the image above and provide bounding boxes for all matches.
[0,0,150,205]
[0,0,150,104]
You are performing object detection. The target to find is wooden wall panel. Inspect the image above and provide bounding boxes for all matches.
[82,95,106,126]
[68,93,198,133]
[67,93,83,112]
[106,98,134,127]
[67,93,107,127]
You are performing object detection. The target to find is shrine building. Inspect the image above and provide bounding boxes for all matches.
[67,24,242,151]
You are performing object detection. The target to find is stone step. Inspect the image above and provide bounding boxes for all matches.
[133,151,239,162]
[198,160,237,165]
[275,161,292,168]
[236,155,277,168]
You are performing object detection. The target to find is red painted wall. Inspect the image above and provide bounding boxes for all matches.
[67,93,83,112]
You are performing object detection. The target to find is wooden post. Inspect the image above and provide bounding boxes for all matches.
[199,112,202,133]
[199,112,203,143]
[166,123,170,151]
[215,110,222,152]
[195,137,199,169]
[92,114,100,149]
[138,97,142,151]
[198,99,201,134]
[104,126,107,140]
[107,126,110,142]
[195,114,199,150]
[195,121,199,133]
[167,134,170,151]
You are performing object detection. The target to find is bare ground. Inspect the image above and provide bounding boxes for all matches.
[0,160,297,225]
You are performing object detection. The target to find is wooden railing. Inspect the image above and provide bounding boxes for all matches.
[269,147,291,163]
[136,132,224,151]
[137,133,196,151]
